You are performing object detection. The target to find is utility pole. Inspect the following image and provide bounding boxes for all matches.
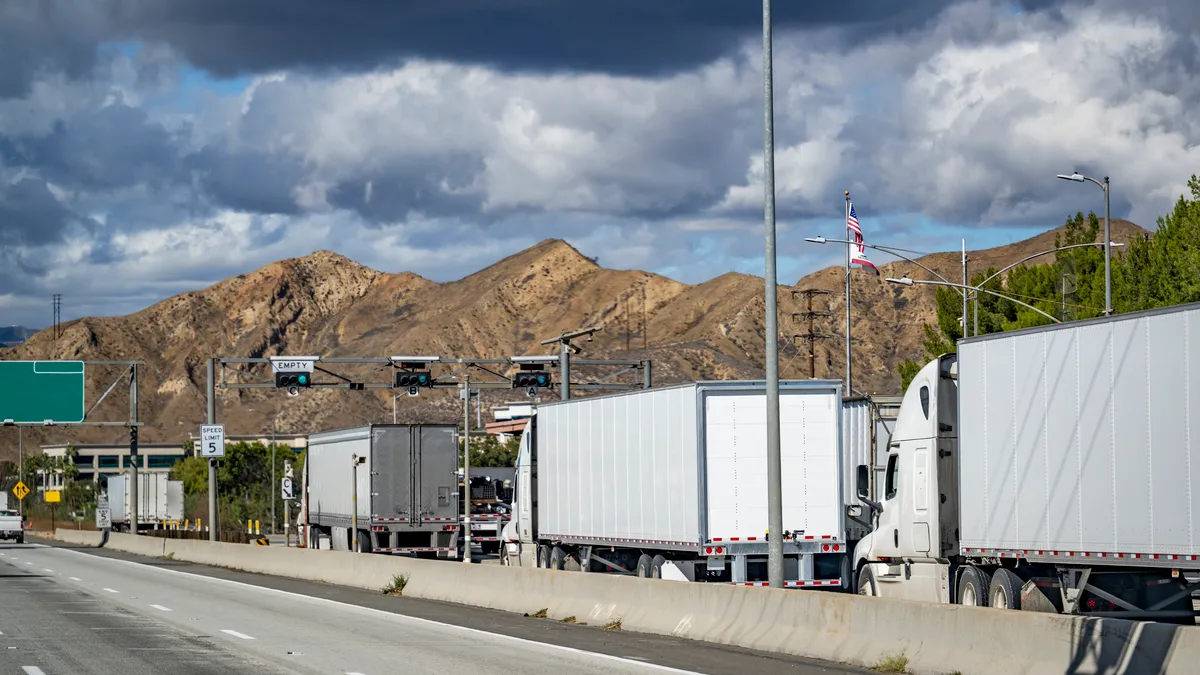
[961,240,969,338]
[207,358,217,542]
[17,428,22,517]
[762,0,784,590]
[791,289,833,378]
[351,453,364,552]
[461,373,472,564]
[270,416,276,536]
[129,364,139,534]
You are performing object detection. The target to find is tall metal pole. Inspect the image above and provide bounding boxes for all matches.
[844,192,853,395]
[961,240,968,338]
[129,364,139,534]
[207,358,217,542]
[350,453,359,552]
[1104,176,1111,315]
[270,418,276,536]
[762,0,784,590]
[17,428,22,518]
[559,341,571,401]
[393,395,398,424]
[462,374,472,564]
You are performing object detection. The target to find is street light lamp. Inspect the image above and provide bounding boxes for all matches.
[887,277,1062,325]
[1056,172,1112,315]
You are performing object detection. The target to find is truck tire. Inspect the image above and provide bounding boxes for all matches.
[16,534,23,545]
[549,546,567,570]
[537,545,551,568]
[635,554,653,578]
[988,568,1022,610]
[957,566,991,607]
[650,555,666,579]
[857,565,877,596]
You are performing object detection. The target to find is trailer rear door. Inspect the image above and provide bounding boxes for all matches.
[703,386,842,542]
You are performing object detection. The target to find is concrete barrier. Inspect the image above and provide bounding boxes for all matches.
[51,530,105,547]
[56,528,1200,675]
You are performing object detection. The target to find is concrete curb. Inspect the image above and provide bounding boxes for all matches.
[53,529,1200,675]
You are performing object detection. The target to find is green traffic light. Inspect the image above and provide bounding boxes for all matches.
[298,374,308,385]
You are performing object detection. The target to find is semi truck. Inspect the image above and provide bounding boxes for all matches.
[304,424,460,557]
[501,380,859,588]
[106,473,183,531]
[853,302,1200,622]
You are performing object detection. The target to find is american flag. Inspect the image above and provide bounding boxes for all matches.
[847,201,878,274]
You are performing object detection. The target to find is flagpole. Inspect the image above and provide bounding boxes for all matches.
[844,190,852,396]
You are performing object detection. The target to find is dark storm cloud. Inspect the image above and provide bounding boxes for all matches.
[0,104,183,191]
[183,146,307,215]
[0,1,109,98]
[324,153,488,223]
[0,178,84,245]
[104,0,1004,77]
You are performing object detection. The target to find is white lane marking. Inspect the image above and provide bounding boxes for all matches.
[150,604,172,612]
[49,546,702,674]
[22,667,46,675]
[346,672,367,675]
[69,577,81,581]
[102,588,119,593]
[42,569,52,572]
[221,629,256,640]
[25,562,33,566]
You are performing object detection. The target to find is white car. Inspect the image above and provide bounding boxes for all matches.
[0,509,25,544]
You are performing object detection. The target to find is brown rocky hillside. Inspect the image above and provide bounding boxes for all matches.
[0,220,1147,459]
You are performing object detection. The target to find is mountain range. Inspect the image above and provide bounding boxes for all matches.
[0,326,36,347]
[0,219,1148,459]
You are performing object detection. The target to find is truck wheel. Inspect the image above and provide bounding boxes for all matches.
[549,546,567,570]
[989,568,1022,610]
[857,565,877,596]
[357,531,372,553]
[650,555,666,579]
[957,566,991,607]
[635,554,653,578]
[537,545,551,568]
[500,548,512,566]
[16,535,23,545]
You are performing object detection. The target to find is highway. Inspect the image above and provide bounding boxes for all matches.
[0,541,867,675]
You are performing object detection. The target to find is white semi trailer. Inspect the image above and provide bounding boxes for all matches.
[853,302,1200,622]
[501,380,858,588]
[304,424,460,557]
[107,473,183,532]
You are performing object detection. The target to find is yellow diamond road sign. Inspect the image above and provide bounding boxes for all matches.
[12,481,28,501]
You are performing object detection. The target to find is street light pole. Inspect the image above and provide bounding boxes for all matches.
[970,241,1123,330]
[762,0,784,590]
[961,239,968,337]
[270,417,276,536]
[888,277,1062,324]
[1056,172,1112,315]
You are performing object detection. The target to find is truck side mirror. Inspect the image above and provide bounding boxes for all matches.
[856,464,870,501]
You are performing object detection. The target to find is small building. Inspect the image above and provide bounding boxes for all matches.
[485,402,533,443]
[40,442,186,489]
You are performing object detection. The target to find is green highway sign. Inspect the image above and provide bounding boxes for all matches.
[0,361,86,424]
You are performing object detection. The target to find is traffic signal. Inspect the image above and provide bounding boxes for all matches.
[395,371,433,388]
[513,371,551,389]
[275,371,312,393]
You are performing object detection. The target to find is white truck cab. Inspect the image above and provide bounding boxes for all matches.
[852,355,958,603]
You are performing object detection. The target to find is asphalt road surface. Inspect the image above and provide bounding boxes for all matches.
[0,540,868,675]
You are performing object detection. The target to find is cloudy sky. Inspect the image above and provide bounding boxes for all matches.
[1,0,1198,328]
